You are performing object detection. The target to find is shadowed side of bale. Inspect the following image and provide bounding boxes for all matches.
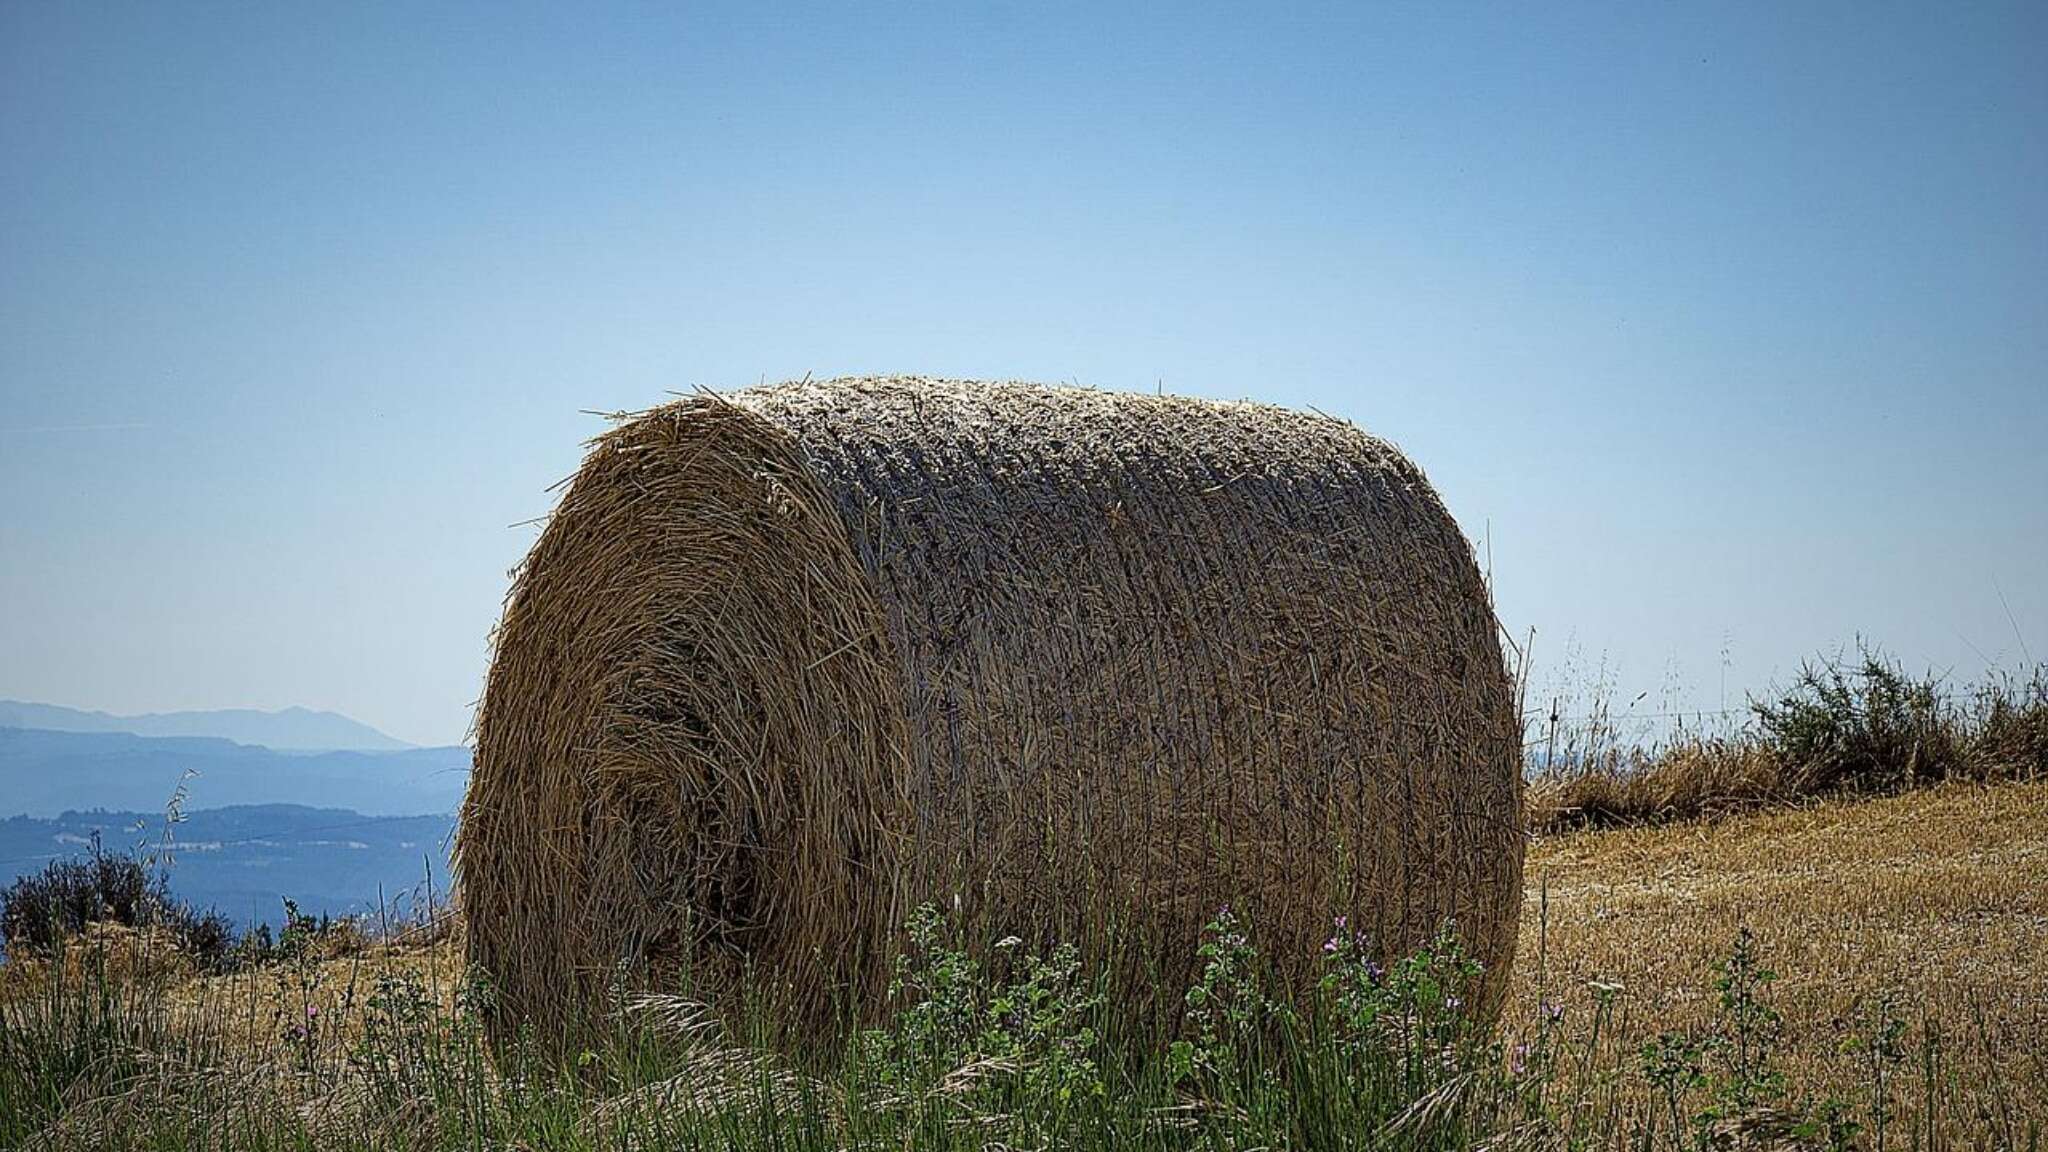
[461,377,1522,1051]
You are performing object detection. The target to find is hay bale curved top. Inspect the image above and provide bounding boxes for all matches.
[460,376,1522,1045]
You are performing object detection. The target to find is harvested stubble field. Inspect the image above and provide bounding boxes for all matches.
[1513,779,2048,1136]
[6,777,2042,1149]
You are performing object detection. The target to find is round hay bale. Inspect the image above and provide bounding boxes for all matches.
[459,376,1522,1048]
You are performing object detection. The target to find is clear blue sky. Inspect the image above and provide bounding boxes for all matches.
[3,2,2043,746]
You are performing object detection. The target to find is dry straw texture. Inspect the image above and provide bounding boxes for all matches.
[459,376,1522,1048]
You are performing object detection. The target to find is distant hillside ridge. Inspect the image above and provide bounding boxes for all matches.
[0,700,411,752]
[0,727,468,818]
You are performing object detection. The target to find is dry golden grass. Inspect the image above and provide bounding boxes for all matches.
[1523,738,1788,832]
[1524,655,2044,837]
[166,931,469,1050]
[1507,778,2048,1133]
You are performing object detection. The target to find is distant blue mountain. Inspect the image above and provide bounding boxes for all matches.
[0,805,456,930]
[0,727,468,818]
[0,700,411,752]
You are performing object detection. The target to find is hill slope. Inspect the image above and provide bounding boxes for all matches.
[0,727,467,817]
[0,700,410,752]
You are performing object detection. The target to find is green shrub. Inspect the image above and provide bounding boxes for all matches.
[1752,642,1962,793]
[0,835,236,971]
[1965,665,2048,778]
